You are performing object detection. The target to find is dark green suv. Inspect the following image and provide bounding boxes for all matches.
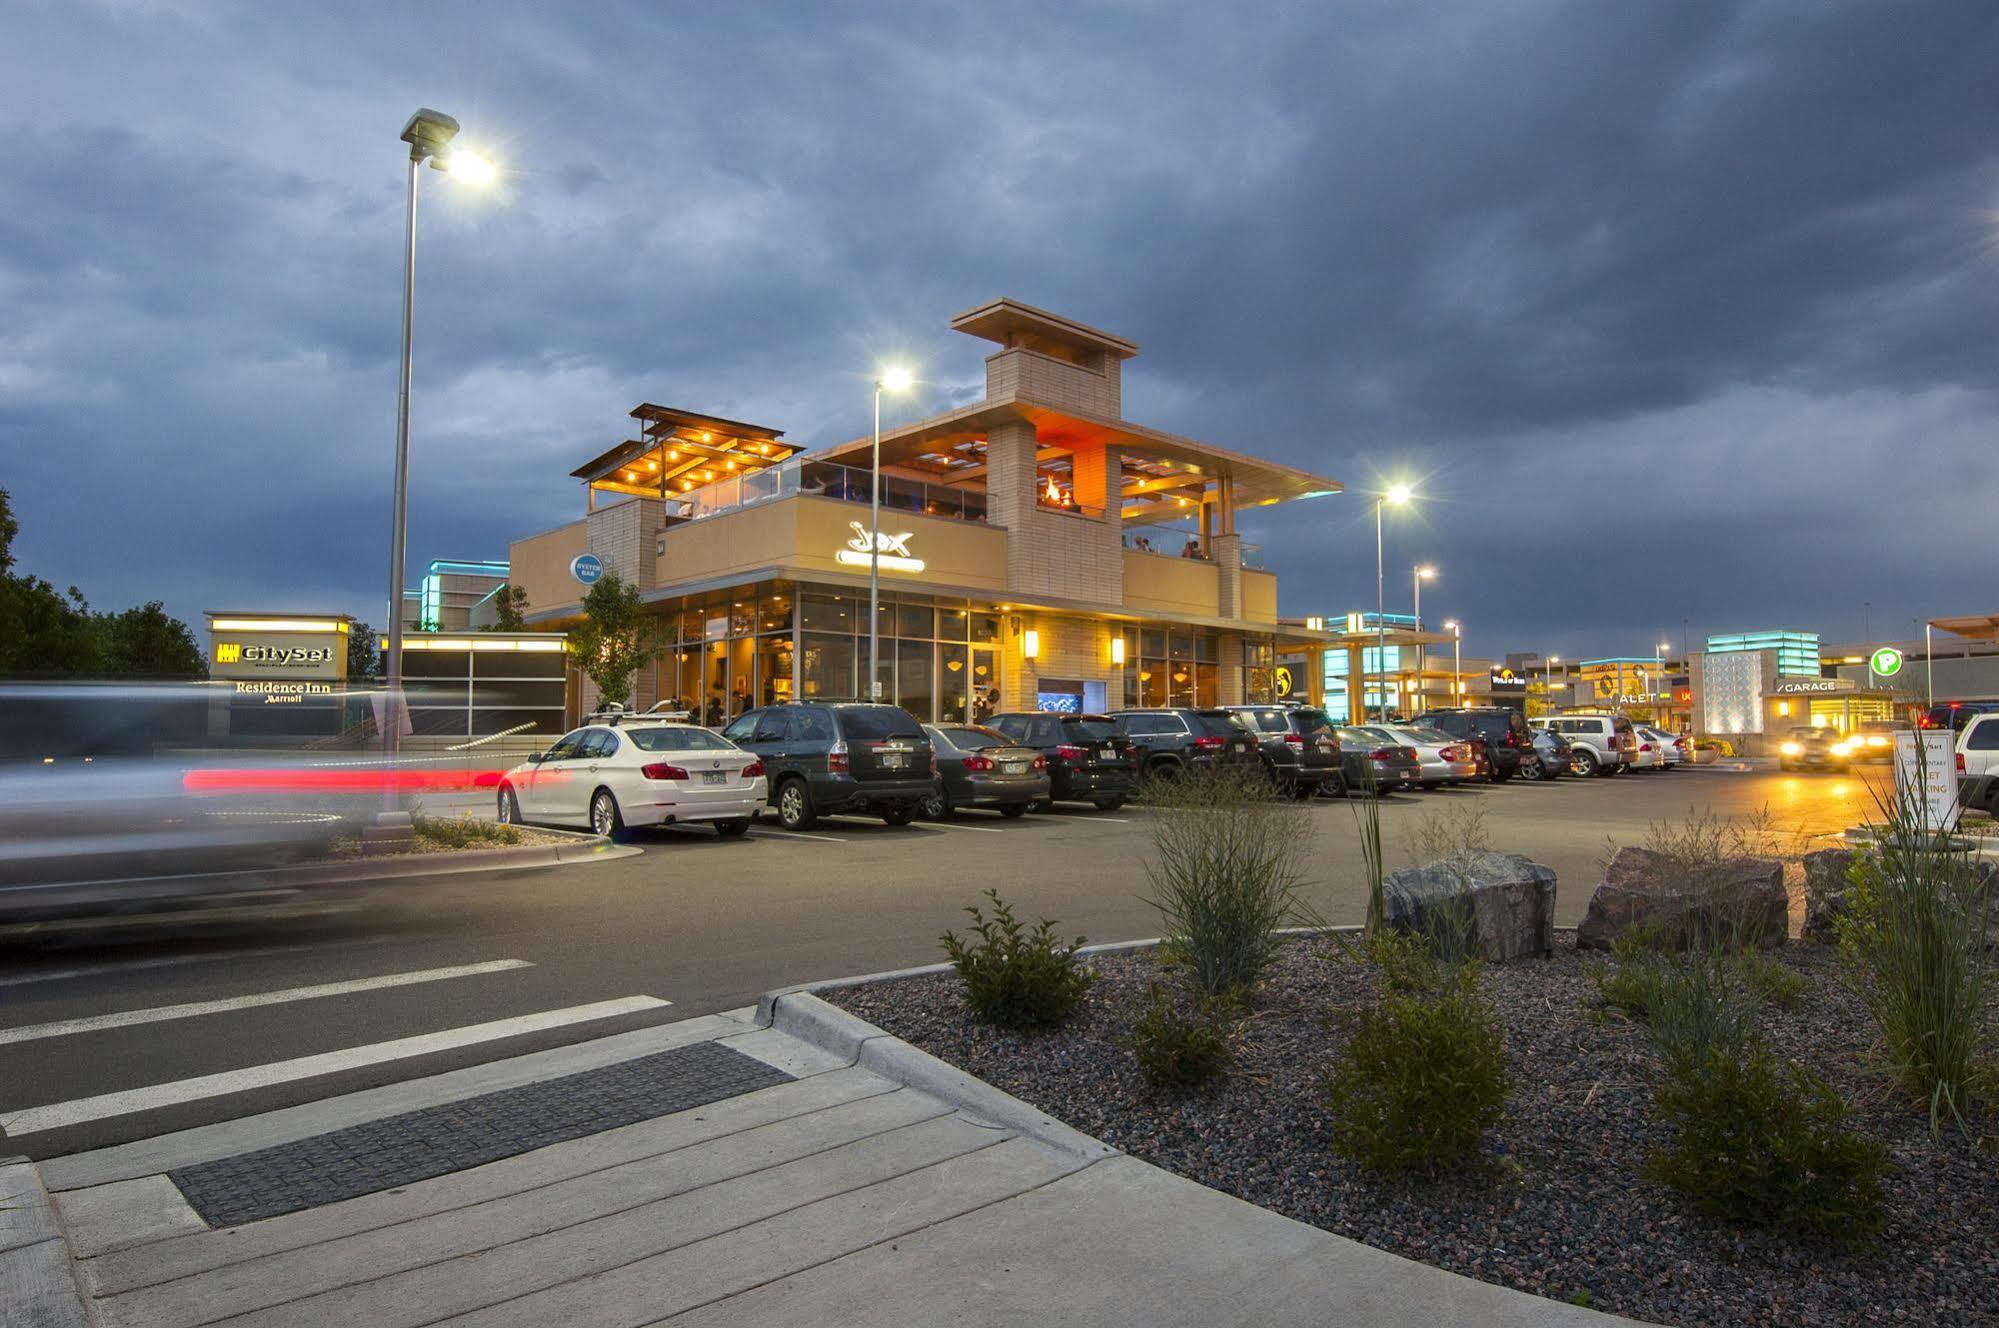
[721,702,937,830]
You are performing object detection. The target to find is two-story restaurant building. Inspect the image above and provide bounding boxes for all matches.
[508,300,1344,725]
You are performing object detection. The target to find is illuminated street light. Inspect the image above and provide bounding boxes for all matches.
[1443,619,1462,699]
[376,108,496,850]
[1373,485,1414,721]
[868,367,915,700]
[1413,564,1437,701]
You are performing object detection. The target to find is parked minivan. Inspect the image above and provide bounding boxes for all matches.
[721,702,937,829]
[1536,713,1637,776]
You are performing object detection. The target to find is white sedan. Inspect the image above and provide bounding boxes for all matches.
[498,722,766,839]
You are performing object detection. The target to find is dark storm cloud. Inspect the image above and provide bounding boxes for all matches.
[2,0,1995,657]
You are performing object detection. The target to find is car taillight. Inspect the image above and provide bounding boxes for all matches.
[1369,748,1396,760]
[1959,753,1967,773]
[1191,736,1225,751]
[1439,746,1461,761]
[1032,754,1048,770]
[1054,743,1085,765]
[1639,743,1653,752]
[641,762,689,781]
[1282,732,1304,746]
[828,741,849,774]
[1501,730,1519,747]
[741,759,765,779]
[963,754,994,772]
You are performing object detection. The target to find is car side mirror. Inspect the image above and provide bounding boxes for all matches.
[528,751,546,764]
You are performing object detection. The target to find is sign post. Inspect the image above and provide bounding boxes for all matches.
[1893,729,1960,836]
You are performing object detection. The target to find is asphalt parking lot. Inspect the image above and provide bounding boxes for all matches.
[0,763,1880,1158]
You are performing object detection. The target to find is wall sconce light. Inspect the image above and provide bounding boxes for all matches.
[1776,701,1790,717]
[1110,637,1126,665]
[1023,629,1040,660]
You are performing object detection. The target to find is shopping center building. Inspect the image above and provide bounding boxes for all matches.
[509,300,1346,723]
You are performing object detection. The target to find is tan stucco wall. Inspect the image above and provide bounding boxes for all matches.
[653,495,1009,592]
[1005,612,1125,713]
[1121,549,1220,617]
[509,520,588,614]
[1243,569,1278,624]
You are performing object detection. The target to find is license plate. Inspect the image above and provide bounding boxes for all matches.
[702,770,728,786]
[1098,746,1115,758]
[881,752,907,769]
[1002,761,1026,774]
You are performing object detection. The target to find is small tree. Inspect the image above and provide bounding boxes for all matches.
[568,571,664,709]
[486,583,530,632]
[98,601,206,676]
[347,621,381,680]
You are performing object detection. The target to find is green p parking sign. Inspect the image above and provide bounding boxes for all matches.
[1870,646,1903,677]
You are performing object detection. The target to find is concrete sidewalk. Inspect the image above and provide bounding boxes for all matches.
[18,1002,1649,1328]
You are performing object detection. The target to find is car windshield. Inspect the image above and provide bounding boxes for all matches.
[1790,726,1825,738]
[1194,712,1247,738]
[836,706,924,740]
[1406,728,1455,744]
[1292,708,1335,737]
[626,726,734,752]
[935,725,1006,749]
[1062,718,1119,742]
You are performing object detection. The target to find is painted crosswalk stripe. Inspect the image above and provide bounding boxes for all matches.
[0,996,669,1136]
[0,961,535,1047]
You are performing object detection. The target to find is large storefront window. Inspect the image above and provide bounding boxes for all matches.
[1243,638,1275,703]
[1124,628,1219,711]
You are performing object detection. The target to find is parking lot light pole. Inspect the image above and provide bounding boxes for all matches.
[868,368,914,701]
[1413,564,1436,707]
[1374,484,1413,720]
[1443,619,1461,700]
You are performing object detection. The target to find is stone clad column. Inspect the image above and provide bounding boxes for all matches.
[984,418,1036,533]
[1215,533,1243,620]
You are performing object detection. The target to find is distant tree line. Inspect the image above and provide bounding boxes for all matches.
[0,487,207,678]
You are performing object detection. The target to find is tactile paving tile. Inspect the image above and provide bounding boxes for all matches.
[169,1040,793,1227]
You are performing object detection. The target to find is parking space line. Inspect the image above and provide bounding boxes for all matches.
[0,960,535,1046]
[747,829,850,844]
[0,996,670,1136]
[918,820,1007,833]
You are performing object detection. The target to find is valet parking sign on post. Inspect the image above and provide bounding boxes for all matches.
[1893,729,1960,835]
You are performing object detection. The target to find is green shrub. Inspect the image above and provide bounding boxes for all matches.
[1737,949,1809,1011]
[1363,927,1443,995]
[1838,786,1995,1134]
[1144,763,1309,998]
[412,815,524,849]
[1130,984,1236,1089]
[941,889,1093,1031]
[1321,971,1510,1175]
[1646,1042,1890,1241]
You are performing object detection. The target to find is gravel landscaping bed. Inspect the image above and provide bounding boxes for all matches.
[833,936,1999,1328]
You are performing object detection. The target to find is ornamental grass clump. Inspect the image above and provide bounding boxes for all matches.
[1321,965,1510,1176]
[940,889,1093,1031]
[1129,983,1238,1090]
[1144,762,1310,999]
[1837,772,1995,1135]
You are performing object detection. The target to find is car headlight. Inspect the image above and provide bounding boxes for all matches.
[1781,741,1802,756]
[1832,741,1854,757]
[1866,735,1888,748]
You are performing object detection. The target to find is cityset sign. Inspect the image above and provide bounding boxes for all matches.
[1770,677,1855,696]
[835,522,925,573]
[211,631,345,683]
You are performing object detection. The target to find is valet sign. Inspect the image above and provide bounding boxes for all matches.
[835,522,925,573]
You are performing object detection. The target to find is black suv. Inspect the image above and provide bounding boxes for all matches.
[1110,708,1261,778]
[1415,707,1534,782]
[1219,704,1344,796]
[987,712,1137,811]
[721,702,936,829]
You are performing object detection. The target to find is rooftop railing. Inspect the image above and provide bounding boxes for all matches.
[663,458,989,525]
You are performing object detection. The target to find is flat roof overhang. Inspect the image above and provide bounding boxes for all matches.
[809,398,1340,514]
[1929,612,1999,642]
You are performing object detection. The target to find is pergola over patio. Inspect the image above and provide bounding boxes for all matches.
[572,405,795,509]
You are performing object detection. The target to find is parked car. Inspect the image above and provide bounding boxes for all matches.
[1957,712,1999,815]
[1521,727,1570,781]
[918,724,1049,819]
[1110,708,1262,779]
[1921,701,1999,733]
[1536,713,1637,776]
[987,712,1136,810]
[1778,725,1849,773]
[1415,707,1534,782]
[1219,704,1345,797]
[1334,726,1423,793]
[1359,725,1476,787]
[1629,728,1669,771]
[720,702,936,829]
[498,721,765,839]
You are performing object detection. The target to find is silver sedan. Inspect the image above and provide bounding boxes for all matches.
[1358,725,1478,787]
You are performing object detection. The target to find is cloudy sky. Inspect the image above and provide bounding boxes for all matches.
[3,0,1995,661]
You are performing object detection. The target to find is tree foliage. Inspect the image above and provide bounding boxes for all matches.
[347,621,381,680]
[567,571,664,707]
[486,583,530,632]
[98,602,206,676]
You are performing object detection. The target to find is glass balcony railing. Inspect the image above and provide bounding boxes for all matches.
[662,458,989,525]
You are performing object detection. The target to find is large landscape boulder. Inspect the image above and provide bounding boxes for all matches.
[1801,847,1858,945]
[1382,851,1556,963]
[1576,846,1787,951]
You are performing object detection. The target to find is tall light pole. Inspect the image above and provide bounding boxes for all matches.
[1413,564,1436,708]
[868,367,914,700]
[375,108,493,847]
[1374,484,1413,720]
[1443,619,1461,701]
[1656,641,1671,717]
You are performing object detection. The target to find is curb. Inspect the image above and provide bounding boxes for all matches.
[762,991,1116,1163]
[0,1156,90,1327]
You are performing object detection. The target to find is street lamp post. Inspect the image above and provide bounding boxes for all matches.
[373,108,492,849]
[1374,485,1413,721]
[868,368,913,701]
[1413,564,1436,709]
[1443,619,1461,700]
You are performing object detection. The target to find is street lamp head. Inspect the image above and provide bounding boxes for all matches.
[400,108,461,162]
[1442,618,1458,632]
[1416,564,1437,580]
[1385,482,1415,505]
[1549,655,1562,665]
[876,366,914,393]
[436,149,496,184]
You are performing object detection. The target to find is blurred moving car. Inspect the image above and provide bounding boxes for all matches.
[1846,720,1907,763]
[722,703,936,829]
[499,720,764,838]
[920,724,1048,818]
[1360,725,1477,787]
[987,712,1136,811]
[1219,704,1345,797]
[1334,726,1423,793]
[1415,707,1534,782]
[1110,708,1262,779]
[1778,725,1849,773]
[1920,701,1999,733]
